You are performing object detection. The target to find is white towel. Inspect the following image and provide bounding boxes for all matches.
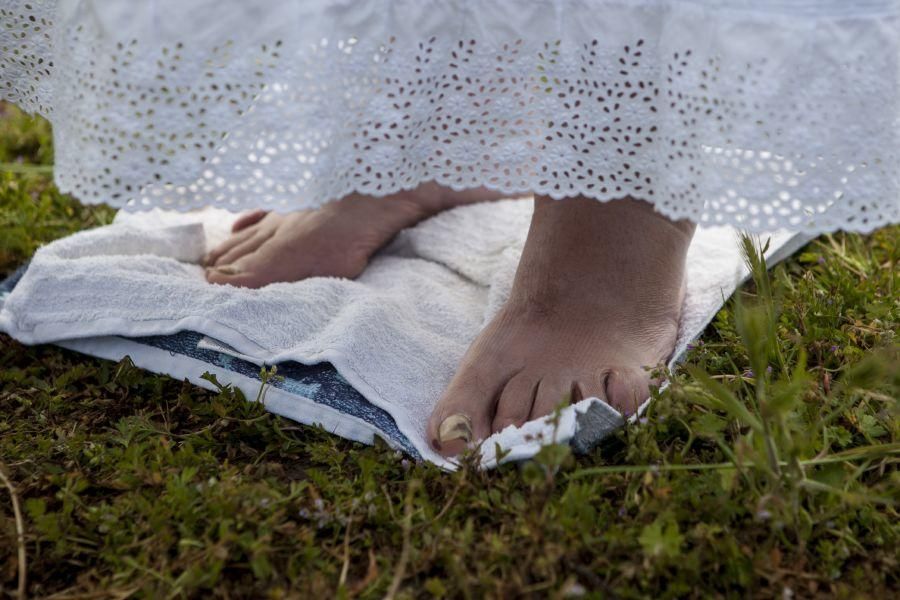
[0,199,808,467]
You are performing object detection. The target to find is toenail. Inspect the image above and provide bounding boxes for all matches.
[210,265,242,275]
[438,413,472,445]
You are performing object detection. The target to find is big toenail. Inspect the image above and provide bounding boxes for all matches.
[438,413,472,444]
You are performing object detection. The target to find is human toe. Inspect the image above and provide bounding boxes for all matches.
[211,232,271,267]
[604,366,653,415]
[529,374,574,420]
[491,372,539,434]
[428,369,502,457]
[231,209,268,232]
[203,227,257,266]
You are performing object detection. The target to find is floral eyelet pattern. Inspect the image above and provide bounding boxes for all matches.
[2,0,899,232]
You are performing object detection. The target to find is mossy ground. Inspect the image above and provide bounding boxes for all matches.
[0,102,897,598]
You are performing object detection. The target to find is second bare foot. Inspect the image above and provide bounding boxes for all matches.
[205,184,504,288]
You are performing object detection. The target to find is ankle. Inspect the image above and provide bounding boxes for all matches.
[513,194,694,311]
[620,197,696,239]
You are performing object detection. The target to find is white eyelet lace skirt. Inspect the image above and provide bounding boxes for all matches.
[2,0,899,232]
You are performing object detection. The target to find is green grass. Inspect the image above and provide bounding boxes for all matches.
[0,102,898,598]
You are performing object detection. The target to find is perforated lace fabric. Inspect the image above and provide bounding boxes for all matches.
[2,0,899,232]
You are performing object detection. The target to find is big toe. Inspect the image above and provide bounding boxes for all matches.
[427,368,506,458]
[604,367,653,415]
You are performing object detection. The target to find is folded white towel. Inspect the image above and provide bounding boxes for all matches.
[0,199,808,467]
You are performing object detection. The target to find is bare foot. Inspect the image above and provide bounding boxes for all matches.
[427,196,696,457]
[205,184,503,287]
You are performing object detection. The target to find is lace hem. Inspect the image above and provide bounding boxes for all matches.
[2,0,899,232]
